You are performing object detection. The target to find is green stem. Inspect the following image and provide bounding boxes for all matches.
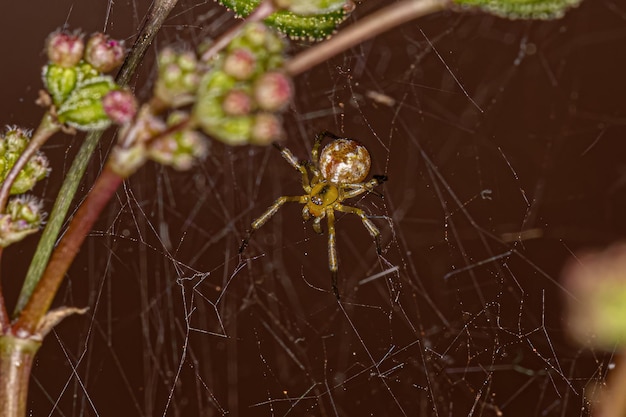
[14,0,179,316]
[0,112,60,213]
[13,163,123,335]
[284,0,450,76]
[0,335,41,417]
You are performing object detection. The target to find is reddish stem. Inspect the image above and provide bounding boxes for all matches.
[284,0,450,77]
[12,163,123,336]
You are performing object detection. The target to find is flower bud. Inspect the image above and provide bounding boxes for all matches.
[223,48,256,81]
[222,89,252,116]
[0,129,50,194]
[84,33,125,73]
[149,129,208,171]
[250,113,283,145]
[253,71,292,111]
[103,90,137,125]
[56,75,118,130]
[11,153,50,195]
[46,30,84,68]
[154,48,200,108]
[0,195,44,247]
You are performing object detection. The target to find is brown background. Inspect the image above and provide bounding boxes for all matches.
[1,1,625,416]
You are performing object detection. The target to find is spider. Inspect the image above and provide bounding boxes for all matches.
[240,131,387,298]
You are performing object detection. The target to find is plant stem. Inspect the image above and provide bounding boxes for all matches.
[15,0,179,316]
[0,335,40,417]
[13,163,123,335]
[116,0,180,85]
[0,112,60,213]
[0,254,10,334]
[284,0,450,77]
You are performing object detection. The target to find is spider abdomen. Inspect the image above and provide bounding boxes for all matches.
[319,139,371,184]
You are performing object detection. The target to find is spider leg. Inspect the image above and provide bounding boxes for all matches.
[312,215,323,234]
[312,131,341,165]
[240,195,306,253]
[325,208,340,299]
[341,175,387,200]
[335,204,382,255]
[273,142,312,192]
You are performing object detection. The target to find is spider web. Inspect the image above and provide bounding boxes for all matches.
[1,0,625,416]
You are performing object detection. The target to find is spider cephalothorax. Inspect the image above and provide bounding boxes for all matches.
[240,131,387,298]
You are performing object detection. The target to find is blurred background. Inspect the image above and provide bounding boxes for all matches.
[1,0,625,415]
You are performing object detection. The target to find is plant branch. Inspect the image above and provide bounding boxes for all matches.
[0,253,10,334]
[0,336,40,417]
[284,0,450,77]
[13,163,123,335]
[0,112,60,213]
[15,0,179,316]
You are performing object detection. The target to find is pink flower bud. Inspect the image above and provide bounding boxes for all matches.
[253,72,293,111]
[85,33,125,73]
[46,31,84,68]
[103,90,137,125]
[223,48,256,81]
[222,90,252,116]
[251,113,283,145]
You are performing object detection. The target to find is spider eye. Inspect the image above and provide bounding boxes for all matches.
[319,138,371,184]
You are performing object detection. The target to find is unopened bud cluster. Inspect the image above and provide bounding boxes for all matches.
[149,113,208,170]
[0,127,48,247]
[0,128,50,195]
[0,196,45,247]
[154,48,201,109]
[111,108,208,177]
[193,22,293,145]
[43,30,135,130]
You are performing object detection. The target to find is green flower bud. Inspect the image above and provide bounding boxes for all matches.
[56,75,118,130]
[149,116,209,170]
[0,128,50,194]
[43,64,79,106]
[154,48,201,108]
[0,195,44,247]
[10,153,50,195]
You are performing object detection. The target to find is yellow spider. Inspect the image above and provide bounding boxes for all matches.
[240,131,387,298]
